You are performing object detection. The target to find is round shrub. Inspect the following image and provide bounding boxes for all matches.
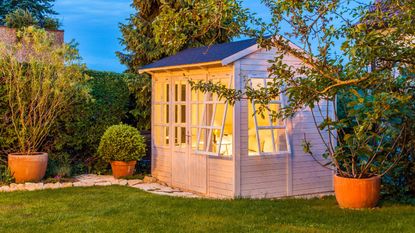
[98,124,146,162]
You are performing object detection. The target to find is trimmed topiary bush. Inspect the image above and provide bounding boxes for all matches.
[98,124,146,162]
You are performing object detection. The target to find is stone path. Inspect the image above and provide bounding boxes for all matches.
[0,174,201,198]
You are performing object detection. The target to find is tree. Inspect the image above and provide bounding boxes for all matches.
[117,0,254,73]
[191,0,415,179]
[0,27,87,154]
[0,0,57,26]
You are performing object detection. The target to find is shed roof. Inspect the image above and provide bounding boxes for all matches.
[140,38,259,72]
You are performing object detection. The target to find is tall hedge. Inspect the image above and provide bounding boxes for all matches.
[45,70,130,173]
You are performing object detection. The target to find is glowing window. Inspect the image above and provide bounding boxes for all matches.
[153,77,170,147]
[248,77,289,156]
[190,74,233,157]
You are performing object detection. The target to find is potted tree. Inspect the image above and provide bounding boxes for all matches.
[98,124,146,178]
[0,27,86,183]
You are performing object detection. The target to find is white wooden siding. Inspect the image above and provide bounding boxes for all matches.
[238,48,333,198]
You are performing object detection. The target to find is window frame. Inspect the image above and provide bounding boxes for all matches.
[153,77,171,148]
[191,74,233,157]
[248,76,291,156]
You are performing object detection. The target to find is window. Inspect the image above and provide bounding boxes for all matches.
[191,74,233,157]
[173,80,187,148]
[248,77,289,156]
[153,77,170,147]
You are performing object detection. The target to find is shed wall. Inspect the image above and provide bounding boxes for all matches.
[238,48,333,198]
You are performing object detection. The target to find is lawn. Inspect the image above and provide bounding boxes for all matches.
[0,186,414,233]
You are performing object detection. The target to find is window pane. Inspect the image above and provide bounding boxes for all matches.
[174,127,179,145]
[220,134,232,156]
[181,105,186,123]
[166,84,170,102]
[258,129,274,153]
[274,129,288,152]
[181,84,186,101]
[205,104,214,125]
[248,102,258,155]
[213,103,225,127]
[191,128,198,149]
[191,104,198,126]
[251,79,265,90]
[154,126,169,147]
[254,103,271,127]
[181,127,186,144]
[198,128,207,151]
[165,105,170,123]
[174,105,178,123]
[175,84,178,101]
[269,103,284,126]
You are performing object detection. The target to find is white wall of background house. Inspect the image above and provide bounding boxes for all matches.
[142,40,334,198]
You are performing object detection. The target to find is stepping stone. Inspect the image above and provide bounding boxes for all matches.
[127,179,143,186]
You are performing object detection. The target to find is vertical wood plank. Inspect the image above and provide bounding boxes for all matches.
[233,62,241,197]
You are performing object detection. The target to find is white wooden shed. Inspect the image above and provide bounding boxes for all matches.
[140,39,334,198]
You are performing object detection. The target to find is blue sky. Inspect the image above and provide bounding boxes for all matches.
[54,1,271,73]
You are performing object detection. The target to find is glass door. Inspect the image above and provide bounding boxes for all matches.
[171,78,190,188]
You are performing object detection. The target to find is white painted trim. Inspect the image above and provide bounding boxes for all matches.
[233,61,241,197]
[139,61,223,74]
[221,44,261,66]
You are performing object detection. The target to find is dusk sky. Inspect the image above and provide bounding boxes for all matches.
[54,1,271,73]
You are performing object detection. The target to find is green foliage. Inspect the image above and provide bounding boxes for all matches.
[4,9,38,28]
[41,17,60,30]
[45,152,72,178]
[118,0,255,72]
[0,164,14,185]
[47,70,130,174]
[124,73,152,130]
[0,0,57,25]
[0,26,87,154]
[98,124,146,162]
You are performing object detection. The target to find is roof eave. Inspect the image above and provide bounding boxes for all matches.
[139,60,223,74]
[221,44,261,66]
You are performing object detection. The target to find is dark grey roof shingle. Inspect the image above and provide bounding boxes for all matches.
[141,38,258,70]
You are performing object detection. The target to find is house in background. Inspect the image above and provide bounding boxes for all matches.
[140,39,334,198]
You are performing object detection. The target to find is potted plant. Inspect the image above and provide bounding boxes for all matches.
[0,27,86,183]
[98,124,146,178]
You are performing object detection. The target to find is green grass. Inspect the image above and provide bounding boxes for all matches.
[0,186,414,233]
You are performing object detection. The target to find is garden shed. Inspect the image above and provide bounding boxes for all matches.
[140,38,334,198]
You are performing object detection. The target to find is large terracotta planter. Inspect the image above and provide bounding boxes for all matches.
[334,175,381,209]
[8,152,48,183]
[111,161,136,178]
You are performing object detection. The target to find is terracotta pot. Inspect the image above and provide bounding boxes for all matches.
[8,152,48,183]
[111,161,137,178]
[334,175,381,209]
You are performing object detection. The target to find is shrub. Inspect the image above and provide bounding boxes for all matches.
[98,124,146,162]
[5,9,37,29]
[41,17,60,30]
[0,26,87,154]
[0,164,14,185]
